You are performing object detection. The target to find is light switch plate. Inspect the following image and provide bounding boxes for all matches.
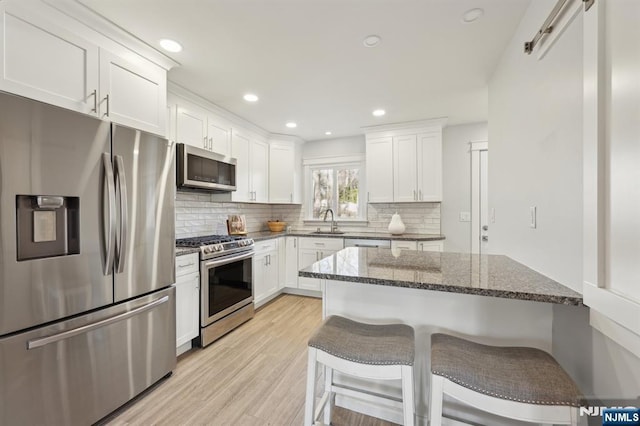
[530,206,537,229]
[459,212,471,222]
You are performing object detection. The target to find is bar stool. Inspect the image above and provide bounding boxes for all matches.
[429,333,583,426]
[304,315,415,426]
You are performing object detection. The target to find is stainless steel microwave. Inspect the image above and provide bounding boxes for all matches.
[176,143,237,192]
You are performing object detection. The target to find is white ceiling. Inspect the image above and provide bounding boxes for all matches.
[78,0,531,141]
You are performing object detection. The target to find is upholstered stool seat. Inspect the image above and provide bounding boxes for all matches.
[305,316,415,425]
[429,333,583,426]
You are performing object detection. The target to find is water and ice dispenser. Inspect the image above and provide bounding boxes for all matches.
[16,195,80,261]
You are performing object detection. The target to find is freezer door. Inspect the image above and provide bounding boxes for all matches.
[0,92,113,336]
[0,286,176,425]
[112,124,175,302]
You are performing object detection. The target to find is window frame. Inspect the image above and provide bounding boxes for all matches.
[303,155,367,223]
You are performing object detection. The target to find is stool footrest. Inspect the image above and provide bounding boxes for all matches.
[332,383,404,408]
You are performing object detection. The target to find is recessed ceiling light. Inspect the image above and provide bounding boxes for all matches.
[462,8,484,23]
[363,35,382,48]
[159,38,182,53]
[243,93,259,102]
[372,109,386,117]
[286,122,297,128]
[325,131,332,136]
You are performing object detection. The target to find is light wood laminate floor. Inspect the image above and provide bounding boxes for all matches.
[105,294,397,426]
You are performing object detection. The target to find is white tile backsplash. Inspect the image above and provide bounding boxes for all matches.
[176,191,441,238]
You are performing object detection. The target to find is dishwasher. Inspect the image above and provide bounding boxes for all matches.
[344,238,391,248]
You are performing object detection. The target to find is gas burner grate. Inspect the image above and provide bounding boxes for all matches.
[176,235,241,247]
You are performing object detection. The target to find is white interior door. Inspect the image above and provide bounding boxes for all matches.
[471,142,489,254]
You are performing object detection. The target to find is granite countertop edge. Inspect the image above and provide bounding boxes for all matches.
[247,231,446,242]
[298,271,583,306]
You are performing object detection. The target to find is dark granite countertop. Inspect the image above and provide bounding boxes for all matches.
[298,247,583,306]
[245,230,445,242]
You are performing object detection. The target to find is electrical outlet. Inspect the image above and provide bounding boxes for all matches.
[459,212,471,222]
[530,206,537,228]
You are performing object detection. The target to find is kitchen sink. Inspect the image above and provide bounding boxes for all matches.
[309,230,345,235]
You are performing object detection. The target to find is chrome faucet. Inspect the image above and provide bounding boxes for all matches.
[323,208,338,233]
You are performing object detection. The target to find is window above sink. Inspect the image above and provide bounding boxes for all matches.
[303,154,366,222]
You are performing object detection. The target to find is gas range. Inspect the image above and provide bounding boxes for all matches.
[176,235,254,260]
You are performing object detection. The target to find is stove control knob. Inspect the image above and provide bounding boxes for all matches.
[214,244,223,252]
[203,246,211,254]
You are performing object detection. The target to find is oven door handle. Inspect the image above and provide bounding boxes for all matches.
[202,250,254,268]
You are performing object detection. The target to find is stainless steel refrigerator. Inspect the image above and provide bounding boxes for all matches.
[0,91,176,424]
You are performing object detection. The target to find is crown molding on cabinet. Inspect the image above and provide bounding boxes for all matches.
[362,117,448,139]
[169,81,307,143]
[269,133,306,144]
[40,0,179,70]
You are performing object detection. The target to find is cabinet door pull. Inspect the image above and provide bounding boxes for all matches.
[90,89,97,113]
[290,193,293,203]
[293,238,296,248]
[177,262,195,268]
[413,190,416,201]
[104,94,110,117]
[419,243,423,250]
[368,192,370,202]
[419,189,422,201]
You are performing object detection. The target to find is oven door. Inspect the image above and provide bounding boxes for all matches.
[201,251,253,326]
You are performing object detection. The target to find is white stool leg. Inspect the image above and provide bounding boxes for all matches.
[570,407,579,426]
[401,365,415,426]
[323,366,333,424]
[304,348,318,426]
[429,374,444,426]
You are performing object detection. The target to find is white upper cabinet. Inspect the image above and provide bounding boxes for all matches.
[393,135,419,202]
[232,130,251,201]
[365,137,394,202]
[231,129,268,203]
[250,138,269,203]
[269,140,302,204]
[393,133,443,202]
[174,98,231,156]
[175,101,208,148]
[0,2,169,135]
[207,117,231,157]
[99,49,166,135]
[0,3,98,114]
[417,132,443,202]
[365,119,446,203]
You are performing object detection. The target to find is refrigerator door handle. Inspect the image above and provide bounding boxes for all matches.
[114,155,129,273]
[102,153,116,275]
[27,295,169,350]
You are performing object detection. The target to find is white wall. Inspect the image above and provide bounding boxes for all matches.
[488,0,583,291]
[302,135,365,158]
[490,0,640,402]
[441,122,488,253]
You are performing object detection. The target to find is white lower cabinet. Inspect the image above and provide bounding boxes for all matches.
[418,241,444,252]
[297,237,344,292]
[253,239,279,308]
[391,240,443,252]
[174,253,199,355]
[284,237,299,288]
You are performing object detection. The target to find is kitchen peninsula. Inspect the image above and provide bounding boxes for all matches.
[299,247,584,425]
